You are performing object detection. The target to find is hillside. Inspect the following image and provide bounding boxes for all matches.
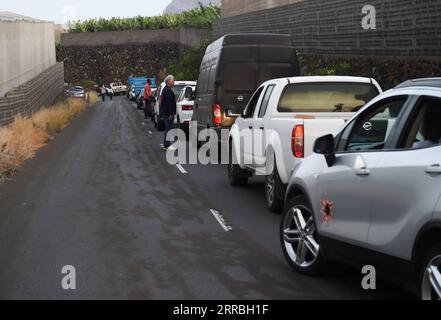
[164,0,221,15]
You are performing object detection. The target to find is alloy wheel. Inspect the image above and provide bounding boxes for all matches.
[422,255,441,300]
[282,205,320,268]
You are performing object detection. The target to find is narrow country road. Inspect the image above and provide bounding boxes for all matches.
[0,97,411,299]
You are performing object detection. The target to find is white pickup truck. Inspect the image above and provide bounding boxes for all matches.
[228,76,382,212]
[110,82,128,95]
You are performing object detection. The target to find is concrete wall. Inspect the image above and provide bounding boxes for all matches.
[215,0,441,59]
[61,28,211,84]
[0,17,56,97]
[214,0,441,89]
[222,0,304,17]
[0,63,65,126]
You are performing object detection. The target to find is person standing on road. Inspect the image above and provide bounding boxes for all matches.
[143,79,153,119]
[160,75,176,149]
[106,85,114,101]
[100,85,106,102]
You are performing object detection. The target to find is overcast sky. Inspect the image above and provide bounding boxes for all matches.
[0,0,172,24]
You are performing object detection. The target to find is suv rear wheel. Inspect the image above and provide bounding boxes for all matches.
[420,244,441,300]
[280,195,327,276]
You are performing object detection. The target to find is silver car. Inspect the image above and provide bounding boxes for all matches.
[280,78,441,299]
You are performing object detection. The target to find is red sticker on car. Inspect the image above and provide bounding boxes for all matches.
[321,198,334,224]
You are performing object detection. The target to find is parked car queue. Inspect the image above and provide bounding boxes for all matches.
[126,33,441,300]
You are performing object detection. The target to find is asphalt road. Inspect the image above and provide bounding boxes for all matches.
[0,97,412,299]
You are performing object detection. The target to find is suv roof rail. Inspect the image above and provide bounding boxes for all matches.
[395,78,441,89]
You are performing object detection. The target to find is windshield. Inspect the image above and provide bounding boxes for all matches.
[277,82,380,113]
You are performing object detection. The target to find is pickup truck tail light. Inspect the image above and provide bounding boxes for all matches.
[213,104,222,125]
[182,105,193,111]
[292,125,304,158]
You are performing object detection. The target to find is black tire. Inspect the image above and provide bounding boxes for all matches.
[265,161,286,213]
[280,195,327,276]
[228,143,249,187]
[419,244,441,300]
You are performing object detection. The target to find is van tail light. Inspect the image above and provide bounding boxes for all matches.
[292,125,304,158]
[213,104,222,125]
[182,105,193,111]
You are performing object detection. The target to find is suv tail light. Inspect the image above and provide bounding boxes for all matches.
[292,125,304,158]
[182,105,193,111]
[213,104,222,125]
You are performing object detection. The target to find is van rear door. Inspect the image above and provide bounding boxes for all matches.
[218,46,259,116]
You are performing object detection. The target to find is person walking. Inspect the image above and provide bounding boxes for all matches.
[160,75,176,149]
[143,79,153,119]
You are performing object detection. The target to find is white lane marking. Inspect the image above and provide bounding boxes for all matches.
[210,209,232,232]
[176,163,187,174]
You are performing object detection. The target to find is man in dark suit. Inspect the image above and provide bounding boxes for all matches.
[160,75,176,149]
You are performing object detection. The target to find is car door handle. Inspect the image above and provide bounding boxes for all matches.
[355,168,370,176]
[259,127,265,130]
[249,126,253,130]
[425,165,441,174]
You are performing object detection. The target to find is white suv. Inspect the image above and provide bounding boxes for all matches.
[280,78,441,299]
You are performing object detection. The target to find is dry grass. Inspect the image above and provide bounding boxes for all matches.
[0,96,94,180]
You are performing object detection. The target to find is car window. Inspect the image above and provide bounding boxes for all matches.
[244,87,264,118]
[399,97,441,149]
[277,82,380,113]
[337,96,408,152]
[256,85,275,118]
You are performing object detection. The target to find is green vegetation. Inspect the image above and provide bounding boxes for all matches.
[67,6,221,33]
[168,39,211,81]
[299,55,352,76]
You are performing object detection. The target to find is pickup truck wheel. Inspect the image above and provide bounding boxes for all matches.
[420,244,441,300]
[228,144,248,187]
[280,195,327,276]
[265,162,285,213]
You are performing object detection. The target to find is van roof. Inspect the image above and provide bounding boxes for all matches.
[207,33,292,54]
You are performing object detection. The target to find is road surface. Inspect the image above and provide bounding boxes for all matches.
[0,97,412,299]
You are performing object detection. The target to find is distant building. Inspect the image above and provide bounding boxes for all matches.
[164,0,221,15]
[0,12,64,125]
[0,11,56,97]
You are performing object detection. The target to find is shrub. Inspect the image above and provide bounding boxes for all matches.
[67,6,221,33]
[168,38,211,80]
[0,97,92,180]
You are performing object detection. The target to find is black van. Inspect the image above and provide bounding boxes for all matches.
[193,33,300,134]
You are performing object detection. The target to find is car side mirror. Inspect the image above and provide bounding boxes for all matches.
[313,134,336,167]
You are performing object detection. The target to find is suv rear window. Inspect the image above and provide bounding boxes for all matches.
[277,82,380,113]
